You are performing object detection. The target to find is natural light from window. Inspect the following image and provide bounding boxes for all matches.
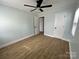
[72,8,79,36]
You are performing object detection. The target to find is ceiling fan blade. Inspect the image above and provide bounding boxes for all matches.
[40,9,43,12]
[24,4,36,8]
[31,8,37,12]
[40,5,52,8]
[37,0,43,7]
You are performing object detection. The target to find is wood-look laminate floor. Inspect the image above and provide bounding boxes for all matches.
[0,34,70,59]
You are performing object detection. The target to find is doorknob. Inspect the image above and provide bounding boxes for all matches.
[55,27,56,29]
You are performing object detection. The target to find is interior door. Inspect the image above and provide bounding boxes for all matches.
[34,16,40,35]
[39,17,44,33]
[53,13,65,38]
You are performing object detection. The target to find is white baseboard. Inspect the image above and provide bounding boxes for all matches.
[44,34,70,42]
[69,42,72,59]
[0,34,34,49]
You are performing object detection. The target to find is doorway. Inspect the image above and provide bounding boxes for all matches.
[34,16,44,35]
[39,17,44,34]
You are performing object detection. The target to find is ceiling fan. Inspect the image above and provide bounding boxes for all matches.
[24,0,52,12]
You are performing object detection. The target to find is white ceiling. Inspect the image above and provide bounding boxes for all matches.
[0,0,78,12]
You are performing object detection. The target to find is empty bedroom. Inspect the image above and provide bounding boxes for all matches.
[0,0,79,59]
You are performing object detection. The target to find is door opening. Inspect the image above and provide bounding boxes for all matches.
[39,17,44,34]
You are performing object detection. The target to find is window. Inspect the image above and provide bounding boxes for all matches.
[72,8,79,36]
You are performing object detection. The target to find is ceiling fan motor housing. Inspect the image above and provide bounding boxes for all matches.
[37,0,39,3]
[24,0,52,12]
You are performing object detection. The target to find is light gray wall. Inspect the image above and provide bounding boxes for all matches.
[70,2,79,59]
[63,8,76,39]
[44,11,55,36]
[74,19,79,59]
[70,19,79,59]
[39,5,76,41]
[0,5,34,46]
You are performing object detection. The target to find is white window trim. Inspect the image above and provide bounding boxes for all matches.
[72,8,79,36]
